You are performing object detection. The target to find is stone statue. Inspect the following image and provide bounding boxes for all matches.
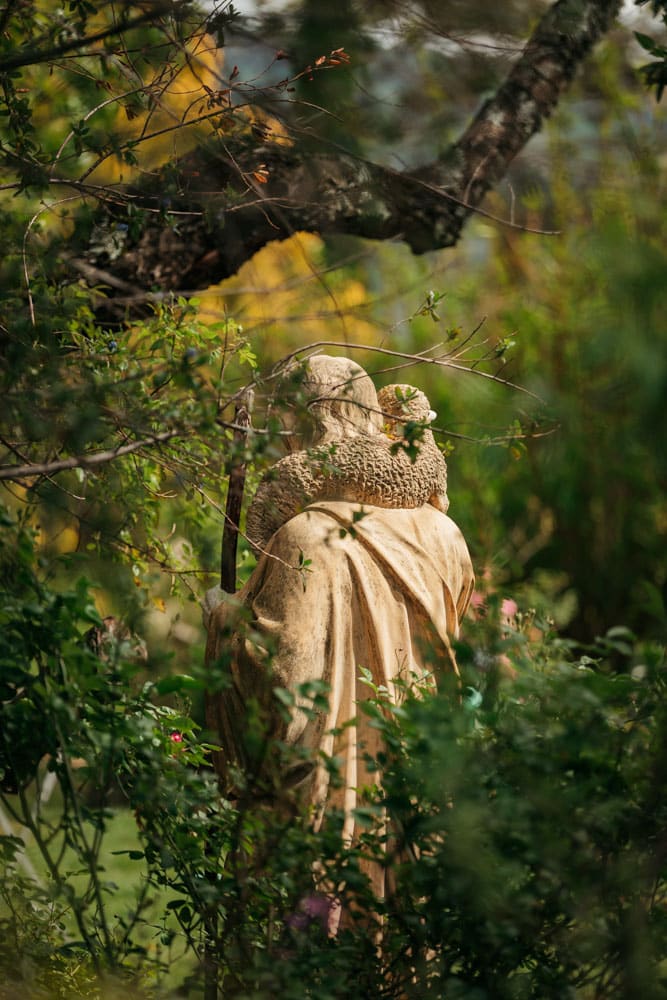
[205,355,474,915]
[245,355,449,552]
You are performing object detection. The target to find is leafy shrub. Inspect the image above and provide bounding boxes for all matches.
[2,503,666,998]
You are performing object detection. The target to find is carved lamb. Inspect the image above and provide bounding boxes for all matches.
[245,365,449,552]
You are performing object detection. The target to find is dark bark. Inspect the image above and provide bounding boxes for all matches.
[80,0,622,303]
[220,399,252,594]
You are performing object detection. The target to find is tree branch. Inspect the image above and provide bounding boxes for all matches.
[0,430,181,482]
[0,4,172,74]
[76,0,622,299]
[444,0,624,213]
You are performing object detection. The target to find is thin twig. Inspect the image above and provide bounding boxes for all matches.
[272,340,544,403]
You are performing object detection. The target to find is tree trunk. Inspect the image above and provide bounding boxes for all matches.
[77,0,622,305]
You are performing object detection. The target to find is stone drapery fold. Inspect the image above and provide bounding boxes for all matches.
[205,500,474,900]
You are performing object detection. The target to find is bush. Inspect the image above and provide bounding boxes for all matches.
[2,508,665,998]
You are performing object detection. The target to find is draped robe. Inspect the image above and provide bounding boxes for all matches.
[205,500,474,902]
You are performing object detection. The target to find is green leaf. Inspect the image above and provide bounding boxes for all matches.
[155,674,201,694]
[635,31,662,54]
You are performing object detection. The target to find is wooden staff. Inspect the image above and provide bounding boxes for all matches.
[204,392,253,1000]
[220,394,253,593]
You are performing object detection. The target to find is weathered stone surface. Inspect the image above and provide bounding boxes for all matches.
[245,357,449,552]
[204,357,474,912]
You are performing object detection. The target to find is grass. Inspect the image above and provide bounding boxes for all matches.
[0,777,198,996]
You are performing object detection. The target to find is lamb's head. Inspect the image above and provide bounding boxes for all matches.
[377,384,437,433]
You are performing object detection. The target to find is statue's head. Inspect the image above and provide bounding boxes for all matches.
[277,355,382,449]
[304,355,382,444]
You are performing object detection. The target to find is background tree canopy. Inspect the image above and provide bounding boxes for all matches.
[1,0,666,996]
[1,0,665,638]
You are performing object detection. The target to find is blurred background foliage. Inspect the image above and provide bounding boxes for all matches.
[211,0,667,644]
[1,0,666,648]
[1,0,667,995]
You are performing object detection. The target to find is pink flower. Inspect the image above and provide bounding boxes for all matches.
[286,893,337,934]
[170,731,184,743]
[501,599,518,622]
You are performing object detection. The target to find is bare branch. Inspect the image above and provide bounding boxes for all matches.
[267,340,545,403]
[0,430,182,482]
